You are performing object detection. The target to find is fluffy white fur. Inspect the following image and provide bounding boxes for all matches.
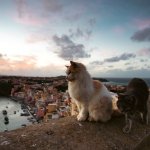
[66,61,113,122]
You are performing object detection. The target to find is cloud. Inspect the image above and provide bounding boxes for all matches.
[91,53,136,65]
[140,59,148,62]
[15,16,47,26]
[125,62,131,65]
[14,0,63,26]
[90,60,103,65]
[53,34,91,60]
[11,56,37,69]
[88,18,96,27]
[0,55,64,77]
[15,0,46,26]
[104,53,136,62]
[108,65,114,68]
[134,19,150,29]
[126,66,135,70]
[0,55,36,70]
[65,4,85,22]
[69,28,92,40]
[131,27,150,42]
[105,68,150,78]
[15,0,27,18]
[43,0,63,13]
[137,48,150,56]
[69,28,83,38]
[65,12,82,22]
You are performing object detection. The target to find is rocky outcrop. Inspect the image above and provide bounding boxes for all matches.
[0,116,150,150]
[134,134,150,150]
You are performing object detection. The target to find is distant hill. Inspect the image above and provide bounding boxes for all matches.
[93,77,109,82]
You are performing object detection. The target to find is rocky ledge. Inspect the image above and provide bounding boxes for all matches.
[0,114,150,150]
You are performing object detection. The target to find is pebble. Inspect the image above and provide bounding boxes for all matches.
[78,123,83,127]
[31,144,36,147]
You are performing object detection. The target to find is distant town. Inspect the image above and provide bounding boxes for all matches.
[0,75,126,124]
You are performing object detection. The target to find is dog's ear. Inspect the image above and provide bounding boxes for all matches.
[70,61,77,68]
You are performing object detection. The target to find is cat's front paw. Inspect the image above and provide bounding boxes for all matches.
[122,126,131,133]
[77,114,87,121]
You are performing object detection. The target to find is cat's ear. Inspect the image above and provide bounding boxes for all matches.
[70,61,77,68]
[65,65,69,68]
[70,61,75,65]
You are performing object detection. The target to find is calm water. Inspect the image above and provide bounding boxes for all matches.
[0,97,33,132]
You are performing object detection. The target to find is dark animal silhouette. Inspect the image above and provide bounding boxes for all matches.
[117,78,149,133]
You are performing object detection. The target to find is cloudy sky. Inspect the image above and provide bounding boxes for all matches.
[0,0,150,78]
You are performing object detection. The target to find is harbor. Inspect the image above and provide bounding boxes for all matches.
[0,97,36,132]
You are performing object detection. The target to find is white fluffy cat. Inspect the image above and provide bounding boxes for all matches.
[66,61,113,122]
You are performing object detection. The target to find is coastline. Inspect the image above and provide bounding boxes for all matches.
[0,97,37,132]
[10,96,38,122]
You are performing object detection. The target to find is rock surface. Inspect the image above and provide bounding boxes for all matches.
[0,114,150,150]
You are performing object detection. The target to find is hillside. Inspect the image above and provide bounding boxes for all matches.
[0,114,150,150]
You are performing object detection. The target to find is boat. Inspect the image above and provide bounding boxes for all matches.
[21,124,26,127]
[14,111,16,114]
[4,116,9,122]
[20,112,30,116]
[4,116,9,124]
[2,110,7,115]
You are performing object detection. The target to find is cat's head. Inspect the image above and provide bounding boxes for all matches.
[65,61,86,82]
[117,93,137,113]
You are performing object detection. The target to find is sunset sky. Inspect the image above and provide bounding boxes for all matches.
[0,0,150,77]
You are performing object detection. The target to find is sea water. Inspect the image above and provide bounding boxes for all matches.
[105,78,150,87]
[0,97,33,132]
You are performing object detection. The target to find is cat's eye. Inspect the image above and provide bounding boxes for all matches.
[66,70,71,75]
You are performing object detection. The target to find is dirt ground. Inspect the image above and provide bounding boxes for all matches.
[0,110,150,150]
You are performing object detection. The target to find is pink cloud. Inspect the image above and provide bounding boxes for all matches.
[0,57,9,69]
[137,48,150,56]
[11,56,37,69]
[0,55,63,76]
[13,0,63,26]
[14,14,47,26]
[134,19,150,29]
[14,0,45,26]
[0,56,37,72]
[43,0,63,13]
